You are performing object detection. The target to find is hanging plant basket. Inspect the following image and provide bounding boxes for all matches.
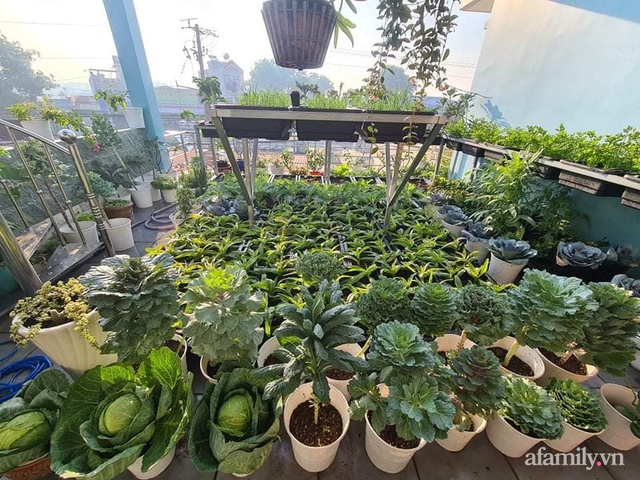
[262,0,338,70]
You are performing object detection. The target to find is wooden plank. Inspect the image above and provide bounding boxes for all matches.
[586,438,640,480]
[413,432,517,480]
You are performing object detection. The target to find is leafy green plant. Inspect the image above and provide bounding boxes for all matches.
[79,253,180,364]
[189,368,282,476]
[498,376,564,439]
[193,76,225,106]
[355,277,411,334]
[181,265,265,365]
[411,283,456,338]
[176,186,194,220]
[296,251,343,283]
[10,278,96,348]
[488,238,537,264]
[546,379,607,432]
[455,284,511,347]
[150,174,177,191]
[332,163,355,177]
[103,199,131,208]
[86,171,116,200]
[6,102,37,121]
[75,213,94,222]
[180,157,208,195]
[94,89,128,113]
[305,148,325,172]
[0,369,70,475]
[51,348,193,480]
[280,150,294,171]
[578,283,640,376]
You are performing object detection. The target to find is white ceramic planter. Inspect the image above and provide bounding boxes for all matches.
[598,384,640,450]
[105,218,135,251]
[631,337,640,371]
[435,333,477,353]
[171,334,188,376]
[490,337,545,381]
[465,240,490,263]
[284,382,350,472]
[544,420,602,452]
[21,120,54,141]
[486,414,541,458]
[327,343,365,402]
[60,221,100,245]
[13,310,116,378]
[127,447,175,479]
[200,356,217,384]
[436,414,487,452]
[441,220,465,238]
[487,254,527,285]
[151,187,162,202]
[162,189,177,203]
[124,107,145,129]
[129,186,154,208]
[535,349,598,386]
[257,336,281,368]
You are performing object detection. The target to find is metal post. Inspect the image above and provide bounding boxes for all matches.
[179,133,189,166]
[251,138,258,197]
[434,141,445,178]
[58,130,116,256]
[242,138,251,195]
[0,179,29,229]
[324,140,332,180]
[209,138,219,175]
[384,143,392,196]
[0,210,42,295]
[195,126,204,164]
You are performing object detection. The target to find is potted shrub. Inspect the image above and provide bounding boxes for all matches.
[268,155,286,175]
[436,346,504,452]
[598,385,640,450]
[260,280,366,472]
[306,148,325,176]
[103,198,134,219]
[295,250,343,284]
[487,238,537,284]
[485,376,564,458]
[51,348,192,479]
[410,282,456,339]
[281,149,295,174]
[0,369,70,480]
[460,221,493,263]
[348,321,454,473]
[95,89,145,129]
[179,157,209,196]
[544,379,607,452]
[169,187,194,227]
[355,276,411,335]
[438,205,469,238]
[10,279,116,377]
[151,174,178,203]
[189,368,282,477]
[180,265,265,382]
[7,100,70,141]
[79,253,185,370]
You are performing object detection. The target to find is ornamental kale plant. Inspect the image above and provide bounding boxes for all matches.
[546,379,607,433]
[578,283,640,376]
[461,221,493,243]
[0,370,70,475]
[80,253,179,364]
[190,368,282,476]
[455,284,512,347]
[498,376,564,440]
[556,242,607,269]
[181,265,265,366]
[411,283,457,338]
[439,205,469,226]
[51,348,193,480]
[296,251,343,283]
[488,238,537,264]
[355,277,411,334]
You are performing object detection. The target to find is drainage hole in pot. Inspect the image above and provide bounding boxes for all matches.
[539,348,587,375]
[290,400,343,447]
[487,347,534,377]
[367,412,420,449]
[326,368,354,380]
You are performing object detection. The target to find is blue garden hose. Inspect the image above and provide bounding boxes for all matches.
[0,340,52,403]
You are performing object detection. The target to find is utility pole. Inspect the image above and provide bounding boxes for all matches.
[180,18,217,79]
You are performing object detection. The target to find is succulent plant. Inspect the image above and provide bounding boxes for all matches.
[355,277,412,334]
[439,205,469,226]
[546,379,607,433]
[296,251,343,283]
[556,242,607,269]
[411,283,457,338]
[488,238,537,264]
[455,285,512,347]
[460,221,493,242]
[498,376,564,440]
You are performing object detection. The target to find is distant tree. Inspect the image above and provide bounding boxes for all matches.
[247,59,334,92]
[0,34,56,110]
[382,67,414,93]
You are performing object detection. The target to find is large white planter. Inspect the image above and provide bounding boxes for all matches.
[490,337,545,381]
[544,420,602,452]
[436,414,487,452]
[487,254,527,285]
[151,187,162,202]
[127,447,175,479]
[21,120,54,141]
[598,384,640,450]
[284,382,350,472]
[435,333,477,354]
[441,220,465,238]
[327,343,365,402]
[535,349,598,387]
[486,413,541,458]
[124,107,145,129]
[162,189,177,203]
[13,310,116,378]
[257,336,281,368]
[465,240,490,263]
[129,186,154,208]
[60,221,100,245]
[105,218,134,251]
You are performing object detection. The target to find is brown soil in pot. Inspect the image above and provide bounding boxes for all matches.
[488,347,534,377]
[368,412,420,449]
[206,361,220,379]
[290,399,343,447]
[263,353,282,367]
[539,348,587,375]
[326,368,354,380]
[166,339,185,357]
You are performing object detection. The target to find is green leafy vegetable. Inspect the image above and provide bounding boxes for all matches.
[455,284,511,346]
[411,283,456,338]
[546,379,607,433]
[356,277,411,334]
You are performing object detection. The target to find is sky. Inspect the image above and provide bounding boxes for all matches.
[0,0,489,94]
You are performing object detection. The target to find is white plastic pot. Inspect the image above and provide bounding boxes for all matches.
[490,336,545,381]
[105,218,135,251]
[441,220,464,238]
[13,310,116,378]
[544,420,602,452]
[151,187,162,202]
[127,447,175,479]
[129,186,154,209]
[436,414,487,452]
[257,336,281,368]
[124,107,145,129]
[435,333,477,353]
[21,119,54,141]
[200,356,217,384]
[327,343,365,402]
[465,240,490,263]
[487,254,527,285]
[598,384,640,450]
[535,349,598,387]
[162,189,177,203]
[284,382,350,472]
[486,413,541,458]
[60,221,100,245]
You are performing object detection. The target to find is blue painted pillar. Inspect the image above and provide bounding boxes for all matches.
[102,0,169,170]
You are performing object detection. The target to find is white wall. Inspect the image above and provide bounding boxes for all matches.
[470,0,640,133]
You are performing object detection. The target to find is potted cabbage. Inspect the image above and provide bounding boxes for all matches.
[460,221,493,262]
[486,238,537,284]
[598,385,640,451]
[438,205,469,238]
[556,241,607,269]
[189,368,282,476]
